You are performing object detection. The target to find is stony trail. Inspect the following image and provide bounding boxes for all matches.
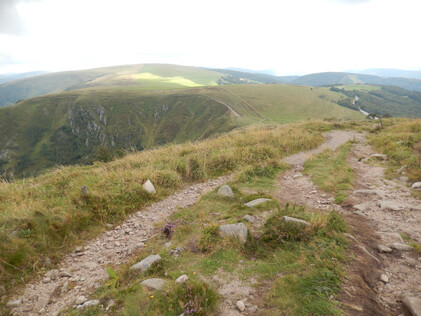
[8,130,421,315]
[10,176,231,315]
[277,131,421,315]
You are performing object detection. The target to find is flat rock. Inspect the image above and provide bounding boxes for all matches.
[220,223,248,244]
[6,299,22,308]
[244,215,257,223]
[377,244,393,253]
[379,232,404,243]
[175,275,189,284]
[412,182,421,189]
[378,200,406,211]
[143,179,156,194]
[403,296,421,316]
[283,216,311,226]
[370,153,387,160]
[75,296,88,305]
[352,189,381,197]
[390,243,412,251]
[141,278,166,290]
[217,185,234,197]
[244,198,271,207]
[130,254,162,272]
[353,202,371,212]
[77,299,100,309]
[293,172,303,179]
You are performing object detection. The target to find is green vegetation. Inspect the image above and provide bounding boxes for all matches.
[304,142,354,203]
[368,118,421,184]
[332,85,421,118]
[0,121,334,290]
[61,157,348,315]
[0,84,363,178]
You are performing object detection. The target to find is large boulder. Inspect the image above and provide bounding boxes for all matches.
[143,180,156,194]
[130,254,161,272]
[220,223,248,244]
[217,185,234,197]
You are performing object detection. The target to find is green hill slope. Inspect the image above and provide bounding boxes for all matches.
[0,89,234,178]
[0,84,363,178]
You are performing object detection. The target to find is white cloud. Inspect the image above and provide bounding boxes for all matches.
[0,0,420,75]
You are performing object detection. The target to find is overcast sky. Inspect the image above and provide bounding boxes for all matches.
[0,0,420,75]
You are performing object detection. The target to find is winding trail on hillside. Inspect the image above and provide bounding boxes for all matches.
[10,177,232,315]
[9,130,421,315]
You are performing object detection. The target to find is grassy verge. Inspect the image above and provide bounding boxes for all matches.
[59,159,348,315]
[303,142,354,203]
[1,121,347,290]
[368,118,421,187]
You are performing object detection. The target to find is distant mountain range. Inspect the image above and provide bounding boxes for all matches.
[291,72,421,91]
[349,68,421,80]
[0,71,48,84]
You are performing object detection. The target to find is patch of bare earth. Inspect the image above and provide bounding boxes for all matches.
[9,176,231,316]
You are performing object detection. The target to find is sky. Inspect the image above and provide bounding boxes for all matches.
[0,0,420,76]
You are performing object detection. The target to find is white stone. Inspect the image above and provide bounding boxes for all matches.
[380,274,389,283]
[77,299,100,309]
[220,223,248,244]
[378,201,405,211]
[6,299,22,308]
[236,300,246,312]
[141,278,166,290]
[217,185,234,197]
[243,215,256,223]
[175,275,189,284]
[143,179,156,194]
[244,198,271,207]
[130,254,162,272]
[283,216,311,226]
[412,182,421,189]
[377,245,393,253]
[390,243,412,251]
[75,295,87,305]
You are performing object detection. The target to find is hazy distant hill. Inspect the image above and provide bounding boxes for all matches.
[0,64,224,107]
[352,68,421,80]
[292,72,421,92]
[0,71,48,84]
[211,68,298,84]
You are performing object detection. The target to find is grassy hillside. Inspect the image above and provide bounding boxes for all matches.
[0,120,332,291]
[0,89,235,178]
[292,72,421,92]
[0,84,363,178]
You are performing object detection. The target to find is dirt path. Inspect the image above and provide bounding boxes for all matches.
[277,131,421,315]
[9,130,421,315]
[10,176,231,315]
[346,136,421,315]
